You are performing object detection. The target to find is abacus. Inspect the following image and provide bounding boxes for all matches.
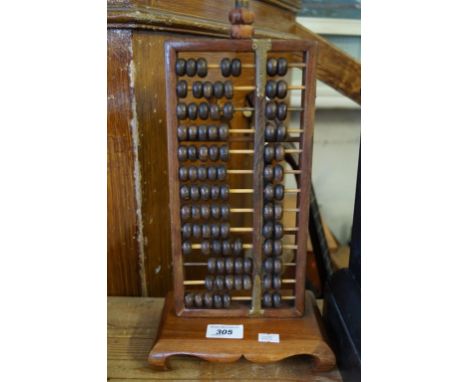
[165,38,317,318]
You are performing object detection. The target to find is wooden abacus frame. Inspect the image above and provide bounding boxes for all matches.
[165,39,317,318]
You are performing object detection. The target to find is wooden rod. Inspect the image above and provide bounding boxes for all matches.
[227,169,302,175]
[229,188,300,193]
[229,128,304,134]
[184,279,297,285]
[186,85,305,91]
[184,262,297,267]
[231,295,296,301]
[234,107,304,112]
[229,208,300,213]
[229,227,298,232]
[187,244,297,250]
[229,149,302,154]
[206,63,306,69]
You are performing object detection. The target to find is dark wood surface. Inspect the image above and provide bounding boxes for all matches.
[108,295,343,381]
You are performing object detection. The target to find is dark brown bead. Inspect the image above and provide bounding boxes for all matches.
[198,125,208,140]
[224,81,233,99]
[274,202,283,220]
[277,58,288,76]
[211,222,220,237]
[218,124,229,141]
[178,167,188,181]
[225,257,234,273]
[213,293,223,308]
[277,102,287,121]
[222,240,232,256]
[272,292,282,307]
[201,240,211,255]
[274,222,283,238]
[184,293,194,308]
[187,145,197,161]
[264,184,274,202]
[203,292,213,308]
[198,102,209,120]
[200,204,210,219]
[176,80,188,98]
[187,102,198,120]
[190,185,200,201]
[263,203,274,220]
[188,166,198,181]
[200,185,210,201]
[210,104,220,120]
[216,258,225,274]
[211,185,220,200]
[265,123,276,142]
[264,165,274,182]
[219,145,229,162]
[196,58,208,77]
[220,203,229,219]
[187,125,198,141]
[243,257,252,273]
[223,102,234,120]
[176,103,187,120]
[234,275,243,290]
[217,165,227,180]
[263,239,273,256]
[208,125,218,141]
[215,275,224,290]
[202,224,211,239]
[225,274,234,290]
[231,58,241,77]
[194,292,204,307]
[177,125,188,141]
[191,205,201,220]
[192,81,203,98]
[277,80,288,98]
[276,124,287,141]
[182,241,192,255]
[186,58,197,77]
[264,145,275,163]
[263,292,272,307]
[208,145,219,161]
[207,166,217,180]
[272,275,282,290]
[265,80,277,99]
[274,184,285,201]
[211,204,220,219]
[220,58,231,77]
[180,205,190,220]
[262,221,274,238]
[265,101,277,120]
[197,166,207,180]
[274,144,285,161]
[220,222,230,238]
[274,164,284,182]
[223,293,231,308]
[181,223,192,239]
[232,238,243,255]
[243,275,252,290]
[213,81,224,98]
[198,145,208,161]
[273,240,282,256]
[192,224,201,239]
[180,185,190,200]
[212,240,222,255]
[274,258,282,274]
[220,185,230,201]
[267,58,278,76]
[234,257,243,274]
[202,81,213,99]
[263,274,272,289]
[205,275,214,291]
[175,58,186,76]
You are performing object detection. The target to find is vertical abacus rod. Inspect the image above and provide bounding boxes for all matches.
[249,39,271,316]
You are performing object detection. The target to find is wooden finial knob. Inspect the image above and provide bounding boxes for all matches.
[229,0,255,39]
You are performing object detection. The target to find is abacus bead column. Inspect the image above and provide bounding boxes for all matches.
[186,58,197,77]
[175,58,186,76]
[277,58,288,76]
[176,80,188,98]
[198,102,209,120]
[176,103,187,120]
[192,81,203,98]
[197,58,208,77]
[267,58,278,76]
[220,58,231,77]
[231,58,242,77]
[277,80,288,98]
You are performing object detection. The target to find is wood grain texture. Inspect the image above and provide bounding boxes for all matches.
[108,296,342,381]
[108,29,141,296]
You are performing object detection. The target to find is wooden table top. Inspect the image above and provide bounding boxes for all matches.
[108,296,343,381]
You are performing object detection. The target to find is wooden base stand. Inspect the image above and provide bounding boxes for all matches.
[148,291,336,371]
